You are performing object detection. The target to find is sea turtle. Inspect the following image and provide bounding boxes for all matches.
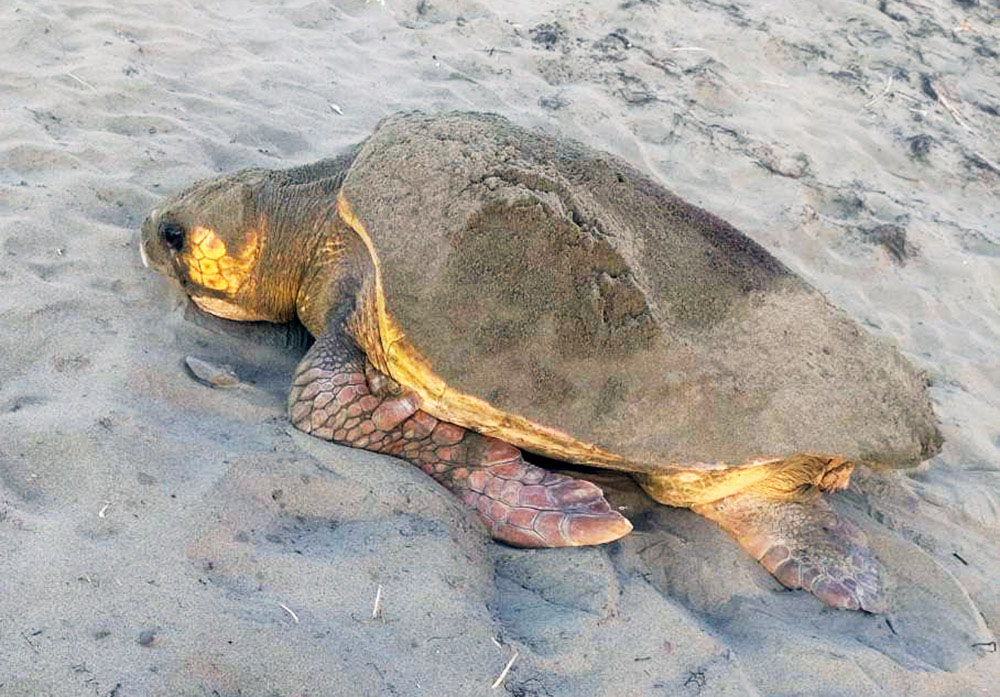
[140,112,940,612]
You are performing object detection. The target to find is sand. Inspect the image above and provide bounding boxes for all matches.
[1,1,997,695]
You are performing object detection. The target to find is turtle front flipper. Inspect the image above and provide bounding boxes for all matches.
[288,330,632,548]
[641,456,883,612]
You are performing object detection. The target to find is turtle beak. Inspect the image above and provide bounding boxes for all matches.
[139,207,160,269]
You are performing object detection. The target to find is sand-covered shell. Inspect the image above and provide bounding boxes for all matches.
[333,112,939,471]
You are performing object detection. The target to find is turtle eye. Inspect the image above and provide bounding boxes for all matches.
[161,221,186,251]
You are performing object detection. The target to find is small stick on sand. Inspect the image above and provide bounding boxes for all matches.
[372,584,383,620]
[279,603,299,623]
[936,92,973,133]
[887,169,920,182]
[894,91,923,105]
[21,631,41,654]
[491,650,519,689]
[968,152,1000,174]
[864,75,894,109]
[66,72,96,91]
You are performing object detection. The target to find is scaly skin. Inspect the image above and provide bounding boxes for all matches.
[695,492,882,611]
[183,225,260,294]
[288,330,632,547]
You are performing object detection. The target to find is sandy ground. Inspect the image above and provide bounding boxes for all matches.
[1,1,998,695]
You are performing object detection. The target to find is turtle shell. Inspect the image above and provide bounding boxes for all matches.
[335,112,941,472]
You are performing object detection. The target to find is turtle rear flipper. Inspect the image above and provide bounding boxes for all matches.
[693,492,883,612]
[639,456,883,612]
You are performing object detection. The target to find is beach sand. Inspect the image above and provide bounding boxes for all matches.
[1,1,997,695]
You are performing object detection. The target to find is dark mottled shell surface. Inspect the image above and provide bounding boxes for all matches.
[332,112,939,469]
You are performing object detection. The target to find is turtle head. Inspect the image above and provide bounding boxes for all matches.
[141,169,292,322]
